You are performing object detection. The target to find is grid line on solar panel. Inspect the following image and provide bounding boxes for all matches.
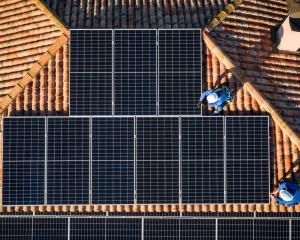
[47,118,90,205]
[136,117,179,204]
[254,219,290,240]
[158,30,202,115]
[70,72,112,115]
[218,219,253,240]
[32,218,68,240]
[0,218,32,240]
[91,117,135,204]
[2,118,45,206]
[70,30,112,73]
[181,117,224,204]
[225,116,269,204]
[291,219,300,240]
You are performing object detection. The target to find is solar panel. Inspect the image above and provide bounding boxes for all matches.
[70,30,113,116]
[181,117,224,203]
[47,118,90,205]
[291,219,300,240]
[218,219,253,240]
[70,30,112,72]
[2,118,45,206]
[92,117,134,204]
[158,29,201,115]
[70,218,141,240]
[225,116,269,203]
[144,219,215,240]
[32,218,68,240]
[70,72,112,115]
[0,218,32,240]
[136,117,179,204]
[114,30,157,115]
[254,219,289,240]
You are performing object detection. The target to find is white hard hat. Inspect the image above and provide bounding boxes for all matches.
[207,93,219,104]
[279,189,293,202]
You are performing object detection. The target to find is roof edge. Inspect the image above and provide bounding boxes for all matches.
[31,0,70,38]
[203,29,300,150]
[0,35,69,114]
[207,0,244,31]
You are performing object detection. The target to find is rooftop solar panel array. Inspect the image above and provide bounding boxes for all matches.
[70,29,202,116]
[2,116,269,205]
[2,118,45,206]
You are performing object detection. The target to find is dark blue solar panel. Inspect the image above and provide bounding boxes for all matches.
[158,30,201,115]
[106,218,141,240]
[181,117,224,204]
[218,219,253,240]
[114,30,156,72]
[70,30,112,72]
[226,116,269,203]
[92,117,134,204]
[254,219,289,240]
[47,118,89,205]
[292,219,300,240]
[70,218,105,240]
[70,72,112,115]
[136,117,179,204]
[32,218,68,240]
[114,72,156,115]
[0,218,32,240]
[2,118,45,206]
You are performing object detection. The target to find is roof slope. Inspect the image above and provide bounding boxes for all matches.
[0,0,69,115]
[209,0,300,134]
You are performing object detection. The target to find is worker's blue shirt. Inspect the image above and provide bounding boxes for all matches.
[274,182,300,207]
[200,86,234,108]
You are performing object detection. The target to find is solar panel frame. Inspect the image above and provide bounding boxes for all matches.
[2,117,46,206]
[47,117,90,205]
[91,117,135,204]
[225,116,270,204]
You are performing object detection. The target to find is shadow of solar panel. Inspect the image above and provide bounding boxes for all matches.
[0,218,32,240]
[70,72,112,115]
[32,218,68,240]
[226,116,269,203]
[2,118,45,206]
[158,30,201,115]
[218,219,253,240]
[92,117,134,204]
[114,30,156,72]
[181,117,224,203]
[114,72,156,115]
[136,117,179,204]
[254,219,289,240]
[47,118,89,205]
[70,30,112,72]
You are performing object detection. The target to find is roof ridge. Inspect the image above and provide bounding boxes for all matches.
[0,34,69,115]
[207,0,244,31]
[203,28,300,150]
[30,0,70,38]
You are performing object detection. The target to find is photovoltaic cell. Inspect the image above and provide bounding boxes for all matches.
[218,219,253,240]
[0,218,32,240]
[2,118,45,206]
[92,117,134,204]
[291,219,300,240]
[47,118,90,205]
[136,117,179,204]
[32,218,68,240]
[70,30,112,72]
[114,30,157,115]
[70,218,141,240]
[254,219,289,240]
[226,116,269,203]
[159,30,201,115]
[181,117,224,203]
[180,219,215,240]
[144,219,180,240]
[114,72,156,115]
[70,72,112,116]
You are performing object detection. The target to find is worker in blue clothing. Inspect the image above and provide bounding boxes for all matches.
[199,84,234,115]
[270,181,300,207]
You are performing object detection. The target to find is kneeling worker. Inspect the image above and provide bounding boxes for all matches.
[199,84,234,115]
[270,181,300,207]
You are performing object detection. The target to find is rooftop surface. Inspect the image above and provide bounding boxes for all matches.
[0,0,299,216]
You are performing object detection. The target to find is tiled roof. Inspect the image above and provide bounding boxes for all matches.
[1,0,300,214]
